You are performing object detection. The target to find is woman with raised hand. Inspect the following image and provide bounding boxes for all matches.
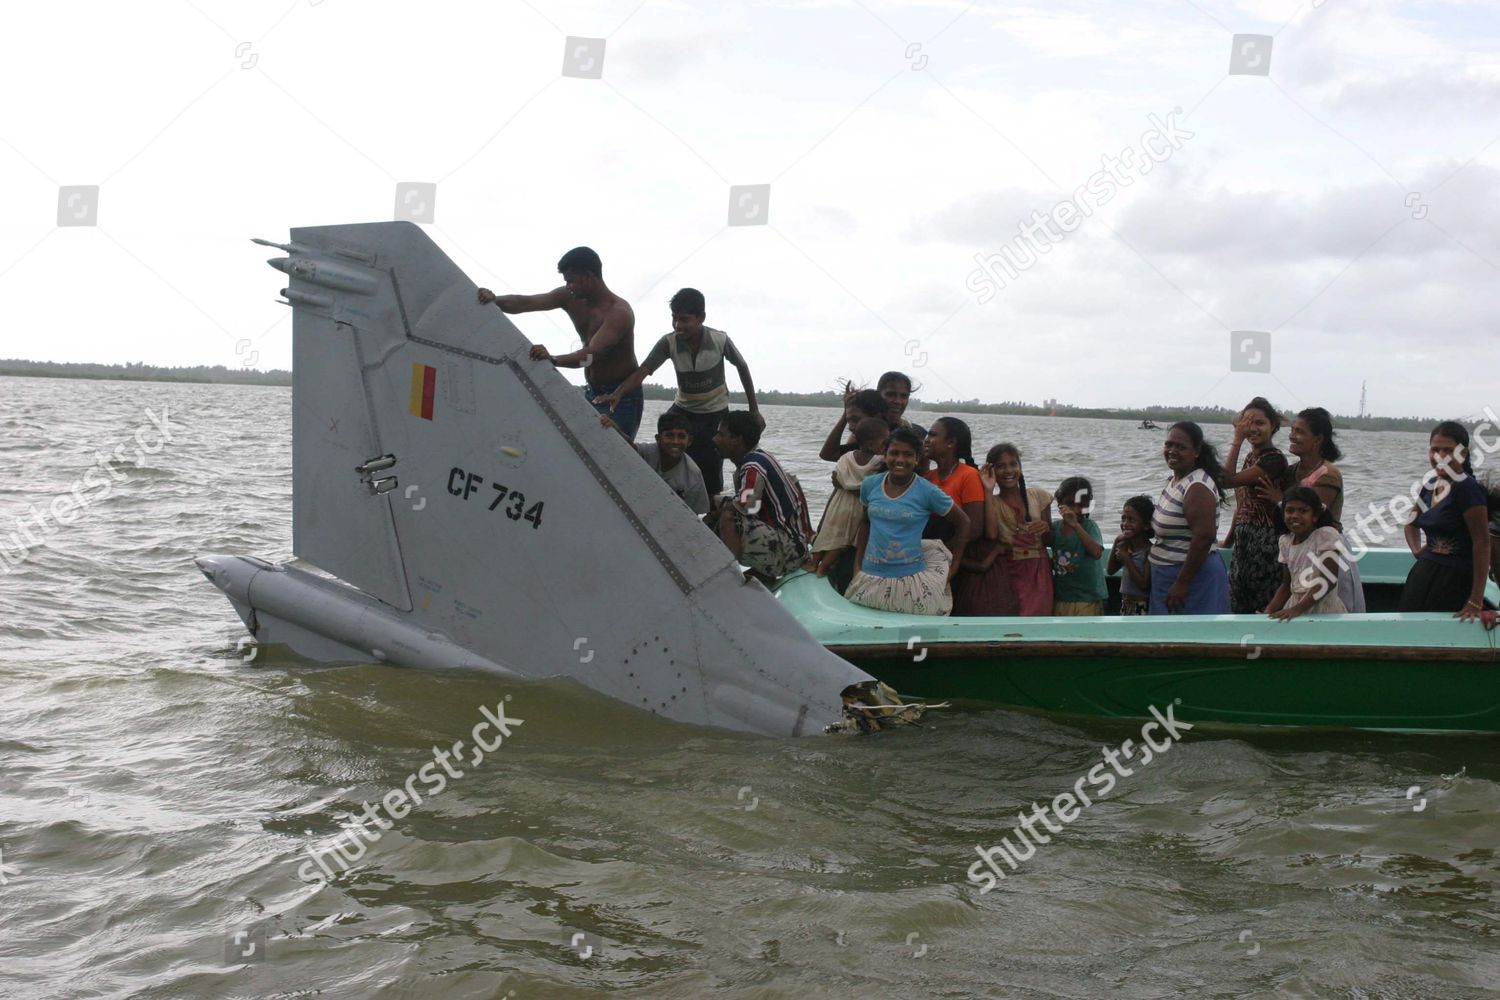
[818,386,887,462]
[1223,397,1289,613]
[1398,421,1494,621]
[980,443,1055,616]
[1257,407,1366,613]
[1149,422,1231,614]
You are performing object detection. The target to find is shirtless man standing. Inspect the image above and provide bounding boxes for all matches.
[476,246,643,440]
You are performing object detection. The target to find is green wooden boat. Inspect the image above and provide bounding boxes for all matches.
[774,548,1500,733]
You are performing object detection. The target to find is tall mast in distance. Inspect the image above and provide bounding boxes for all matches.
[1358,381,1367,419]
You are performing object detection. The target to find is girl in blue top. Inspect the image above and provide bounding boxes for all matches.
[1398,421,1495,622]
[847,429,970,615]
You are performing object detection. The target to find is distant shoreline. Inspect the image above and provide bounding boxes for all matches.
[0,362,1445,432]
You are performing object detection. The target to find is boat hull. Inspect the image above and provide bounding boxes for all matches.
[832,645,1500,732]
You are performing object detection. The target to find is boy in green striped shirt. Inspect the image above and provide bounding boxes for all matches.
[594,288,763,495]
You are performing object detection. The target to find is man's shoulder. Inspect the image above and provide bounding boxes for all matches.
[746,449,791,481]
[609,294,635,323]
[537,285,572,306]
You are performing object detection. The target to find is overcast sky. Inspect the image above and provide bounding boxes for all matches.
[1,0,1496,418]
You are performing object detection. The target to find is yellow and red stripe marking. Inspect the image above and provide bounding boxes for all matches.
[409,363,436,420]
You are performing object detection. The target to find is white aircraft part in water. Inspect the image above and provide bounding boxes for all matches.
[195,221,874,737]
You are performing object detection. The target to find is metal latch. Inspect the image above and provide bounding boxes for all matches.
[356,454,399,495]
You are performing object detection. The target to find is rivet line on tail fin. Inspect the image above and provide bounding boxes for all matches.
[505,358,693,594]
[406,334,510,367]
[388,269,414,338]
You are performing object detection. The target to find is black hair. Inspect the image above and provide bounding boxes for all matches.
[656,410,690,435]
[877,371,912,392]
[1056,476,1094,514]
[985,442,1032,520]
[887,427,924,455]
[669,287,705,315]
[719,410,762,450]
[1296,407,1342,462]
[853,416,890,447]
[931,416,977,467]
[1282,485,1335,530]
[556,246,602,277]
[1430,420,1475,476]
[1123,495,1155,538]
[1243,396,1282,434]
[1168,421,1228,504]
[1255,449,1290,483]
[849,389,885,418]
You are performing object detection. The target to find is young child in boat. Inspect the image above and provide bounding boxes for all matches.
[1050,476,1107,615]
[1266,486,1348,620]
[1108,495,1154,615]
[1255,447,1290,488]
[846,429,970,615]
[808,417,888,576]
[984,443,1053,616]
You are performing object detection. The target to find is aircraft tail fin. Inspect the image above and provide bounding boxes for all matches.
[240,221,870,735]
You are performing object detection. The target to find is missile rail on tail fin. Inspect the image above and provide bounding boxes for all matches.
[196,221,872,736]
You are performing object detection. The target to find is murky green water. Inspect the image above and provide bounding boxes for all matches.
[3,376,1497,999]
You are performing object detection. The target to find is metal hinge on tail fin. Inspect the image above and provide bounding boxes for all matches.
[825,681,950,735]
[356,453,399,495]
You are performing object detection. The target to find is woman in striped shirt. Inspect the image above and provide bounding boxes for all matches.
[1149,421,1232,614]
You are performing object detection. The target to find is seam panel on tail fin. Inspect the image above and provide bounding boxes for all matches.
[293,319,414,611]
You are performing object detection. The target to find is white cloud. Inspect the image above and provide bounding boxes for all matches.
[0,0,1496,419]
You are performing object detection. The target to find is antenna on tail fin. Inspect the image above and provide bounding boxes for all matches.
[197,222,871,736]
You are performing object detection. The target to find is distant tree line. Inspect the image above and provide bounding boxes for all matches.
[1,359,292,386]
[645,385,1442,431]
[2,360,1445,431]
